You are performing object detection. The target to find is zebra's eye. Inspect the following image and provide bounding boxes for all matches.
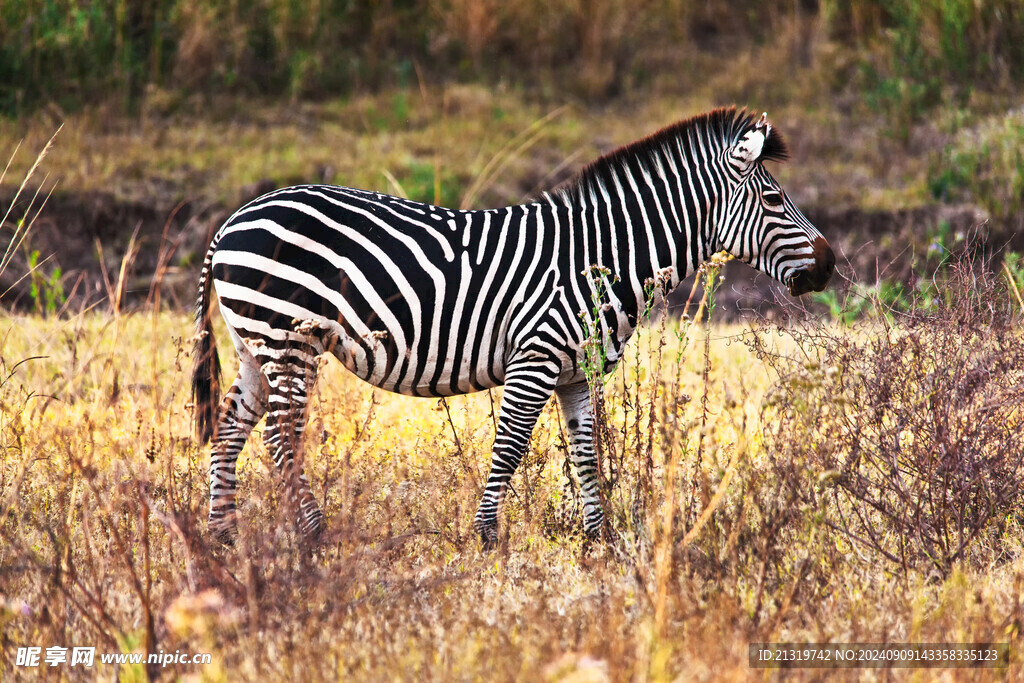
[763,191,784,208]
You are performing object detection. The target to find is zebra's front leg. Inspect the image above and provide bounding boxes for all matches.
[209,363,268,544]
[555,382,605,539]
[474,362,559,550]
[262,363,325,539]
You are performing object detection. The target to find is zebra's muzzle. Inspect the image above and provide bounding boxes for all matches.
[788,236,835,296]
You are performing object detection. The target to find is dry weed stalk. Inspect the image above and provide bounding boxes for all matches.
[0,127,60,301]
[651,256,726,636]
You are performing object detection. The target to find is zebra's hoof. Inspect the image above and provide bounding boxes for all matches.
[582,522,607,548]
[211,525,238,547]
[478,526,499,552]
[301,515,326,545]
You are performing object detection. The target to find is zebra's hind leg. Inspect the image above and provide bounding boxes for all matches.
[554,382,605,540]
[209,343,268,544]
[474,358,559,550]
[260,352,325,540]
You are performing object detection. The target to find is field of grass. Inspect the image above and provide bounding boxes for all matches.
[2,269,1022,680]
[0,84,941,213]
[3,4,1024,678]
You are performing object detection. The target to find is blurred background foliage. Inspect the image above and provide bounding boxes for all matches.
[1,0,1023,316]
[2,0,1023,117]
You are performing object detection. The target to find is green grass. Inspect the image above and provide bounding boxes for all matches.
[929,107,1024,220]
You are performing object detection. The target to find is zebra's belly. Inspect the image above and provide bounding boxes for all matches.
[216,283,507,398]
[328,325,506,398]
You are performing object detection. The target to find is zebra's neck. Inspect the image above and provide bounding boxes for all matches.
[549,130,722,328]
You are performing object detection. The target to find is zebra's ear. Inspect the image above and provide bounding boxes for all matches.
[755,111,771,138]
[729,127,770,175]
[728,112,770,173]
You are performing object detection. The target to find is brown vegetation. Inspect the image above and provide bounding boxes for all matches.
[752,245,1024,576]
[1,256,1022,680]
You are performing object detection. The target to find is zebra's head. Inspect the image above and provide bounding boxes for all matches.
[717,112,834,297]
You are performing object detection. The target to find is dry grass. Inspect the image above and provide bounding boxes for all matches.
[0,82,943,215]
[0,86,585,208]
[756,260,1024,577]
[2,295,1023,680]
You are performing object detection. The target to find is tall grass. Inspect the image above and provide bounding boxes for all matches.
[753,246,1024,578]
[828,0,1024,140]
[4,246,1023,678]
[4,0,1023,118]
[0,128,61,313]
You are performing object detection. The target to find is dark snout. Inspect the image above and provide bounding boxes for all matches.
[788,236,835,296]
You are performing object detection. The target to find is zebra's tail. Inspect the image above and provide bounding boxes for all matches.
[192,242,222,445]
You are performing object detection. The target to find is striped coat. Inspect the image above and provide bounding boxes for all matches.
[192,107,834,547]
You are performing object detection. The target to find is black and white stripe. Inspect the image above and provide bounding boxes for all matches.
[192,107,834,546]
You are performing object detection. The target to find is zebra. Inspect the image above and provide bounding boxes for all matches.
[191,107,835,548]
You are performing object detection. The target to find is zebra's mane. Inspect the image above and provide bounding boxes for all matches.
[549,107,789,204]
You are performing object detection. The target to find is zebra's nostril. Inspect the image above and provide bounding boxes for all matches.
[788,238,835,297]
[788,270,812,296]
